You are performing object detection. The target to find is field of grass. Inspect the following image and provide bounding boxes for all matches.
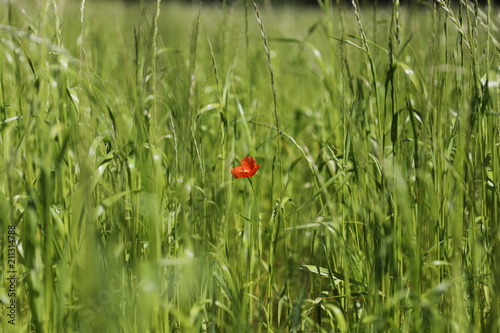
[1,0,500,331]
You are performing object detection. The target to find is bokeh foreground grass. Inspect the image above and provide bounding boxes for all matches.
[1,0,500,331]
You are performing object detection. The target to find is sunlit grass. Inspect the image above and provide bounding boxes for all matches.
[0,0,499,332]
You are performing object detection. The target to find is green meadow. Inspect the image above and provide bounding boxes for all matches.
[1,0,499,331]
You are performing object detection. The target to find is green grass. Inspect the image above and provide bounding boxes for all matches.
[1,0,499,331]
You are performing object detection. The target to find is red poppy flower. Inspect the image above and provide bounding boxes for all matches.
[231,156,260,179]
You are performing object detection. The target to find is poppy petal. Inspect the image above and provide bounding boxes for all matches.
[231,156,260,179]
[240,156,257,171]
[230,166,245,178]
